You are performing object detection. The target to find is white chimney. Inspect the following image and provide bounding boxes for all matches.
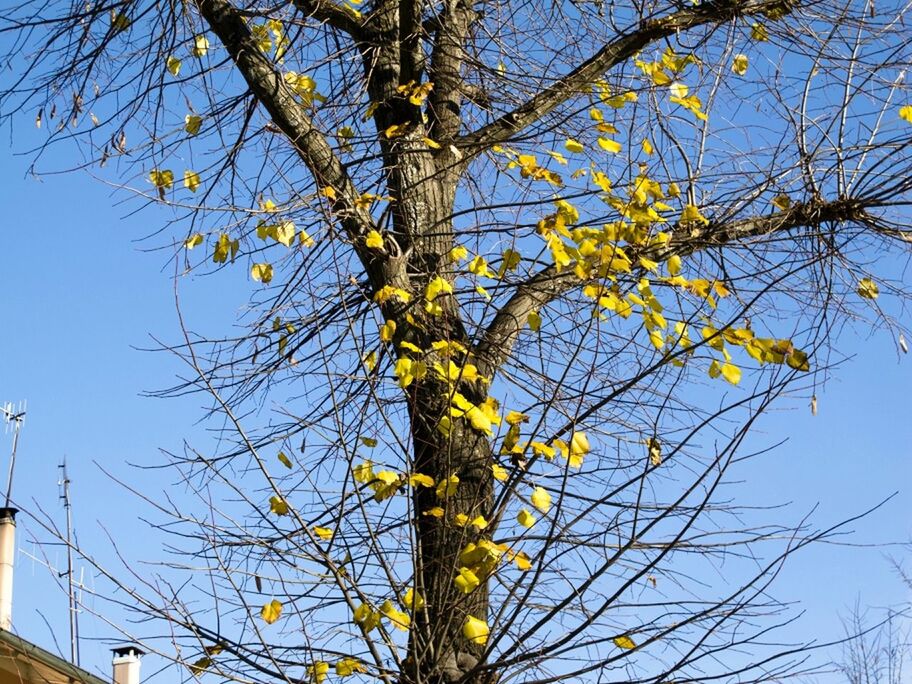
[0,508,17,631]
[112,646,144,684]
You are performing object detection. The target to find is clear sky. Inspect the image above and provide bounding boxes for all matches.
[1,124,911,684]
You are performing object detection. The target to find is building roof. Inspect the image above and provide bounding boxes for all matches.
[0,630,109,684]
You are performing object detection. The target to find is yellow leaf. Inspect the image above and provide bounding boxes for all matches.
[492,464,508,482]
[449,245,469,262]
[260,599,283,624]
[680,204,709,225]
[425,275,453,301]
[165,55,181,76]
[857,277,879,299]
[786,349,810,372]
[359,436,378,447]
[436,474,459,499]
[183,169,201,192]
[527,310,541,332]
[313,526,333,540]
[423,506,445,517]
[251,263,274,284]
[720,363,741,385]
[269,495,289,516]
[667,254,682,276]
[363,352,377,371]
[564,138,585,153]
[772,194,791,211]
[299,229,315,247]
[408,473,434,488]
[454,567,480,593]
[667,181,681,198]
[513,551,532,571]
[353,603,380,632]
[597,137,622,154]
[192,35,210,58]
[307,662,329,684]
[149,169,173,190]
[380,600,411,631]
[463,616,489,645]
[335,658,366,677]
[364,230,382,249]
[642,139,654,155]
[184,233,203,249]
[751,22,769,41]
[185,114,202,135]
[517,508,535,528]
[531,486,551,513]
[900,106,912,123]
[274,221,295,247]
[613,635,636,650]
[403,588,425,612]
[278,451,292,468]
[385,123,407,138]
[423,137,441,149]
[380,320,396,342]
[732,54,749,76]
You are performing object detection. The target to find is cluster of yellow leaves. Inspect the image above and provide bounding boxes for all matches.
[498,148,563,187]
[445,393,500,436]
[283,72,325,105]
[352,460,439,502]
[700,323,811,384]
[396,80,434,105]
[353,592,417,635]
[455,538,531,595]
[149,168,202,194]
[251,19,288,59]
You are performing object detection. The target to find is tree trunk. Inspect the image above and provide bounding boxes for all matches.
[407,379,495,684]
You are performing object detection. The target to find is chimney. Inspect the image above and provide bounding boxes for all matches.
[0,508,17,631]
[112,646,144,684]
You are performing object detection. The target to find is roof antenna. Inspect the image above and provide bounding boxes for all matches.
[2,402,26,507]
[58,460,81,666]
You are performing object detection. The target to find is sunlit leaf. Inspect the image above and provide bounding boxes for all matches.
[260,599,282,624]
[613,635,636,649]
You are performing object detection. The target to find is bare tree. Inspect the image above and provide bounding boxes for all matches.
[839,603,910,684]
[3,0,912,683]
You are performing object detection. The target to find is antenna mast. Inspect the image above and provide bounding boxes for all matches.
[2,402,26,507]
[58,460,81,667]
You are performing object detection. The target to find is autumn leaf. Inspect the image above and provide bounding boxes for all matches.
[900,106,912,123]
[857,277,879,299]
[564,138,585,153]
[260,599,282,624]
[517,508,535,528]
[184,233,203,249]
[313,526,333,540]
[166,56,182,76]
[192,35,210,58]
[613,635,636,649]
[462,615,489,645]
[277,451,292,468]
[251,263,274,284]
[531,486,551,513]
[185,114,202,135]
[732,54,749,75]
[183,170,201,192]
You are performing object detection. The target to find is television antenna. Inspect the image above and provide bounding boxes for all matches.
[2,401,26,507]
[58,460,81,667]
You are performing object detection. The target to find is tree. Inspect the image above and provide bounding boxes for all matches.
[2,0,912,682]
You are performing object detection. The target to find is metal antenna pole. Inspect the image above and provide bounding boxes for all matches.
[2,402,26,508]
[59,461,80,667]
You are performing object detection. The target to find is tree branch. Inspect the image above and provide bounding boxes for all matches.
[474,198,871,376]
[195,0,408,294]
[291,0,363,36]
[454,0,799,160]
